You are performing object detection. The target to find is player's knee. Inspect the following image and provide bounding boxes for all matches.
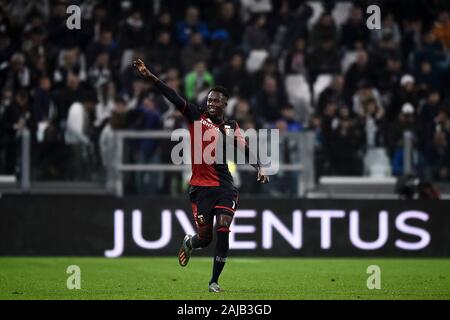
[216,212,233,233]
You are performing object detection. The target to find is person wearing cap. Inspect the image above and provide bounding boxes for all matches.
[401,102,415,115]
[386,102,419,175]
[388,74,418,121]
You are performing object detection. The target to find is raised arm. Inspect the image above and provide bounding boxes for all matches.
[133,59,196,119]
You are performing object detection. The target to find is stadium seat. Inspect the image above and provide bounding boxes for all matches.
[285,75,312,122]
[341,51,358,74]
[364,147,392,177]
[331,2,353,28]
[245,49,269,73]
[307,1,325,30]
[313,74,333,103]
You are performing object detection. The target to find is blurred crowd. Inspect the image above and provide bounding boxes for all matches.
[0,0,450,195]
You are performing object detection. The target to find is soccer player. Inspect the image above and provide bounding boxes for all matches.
[133,59,269,293]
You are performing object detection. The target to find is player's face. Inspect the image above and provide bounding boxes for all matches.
[207,91,226,119]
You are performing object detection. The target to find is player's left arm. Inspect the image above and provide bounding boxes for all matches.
[232,121,269,184]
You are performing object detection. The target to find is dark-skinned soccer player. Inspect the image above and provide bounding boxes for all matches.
[133,59,269,292]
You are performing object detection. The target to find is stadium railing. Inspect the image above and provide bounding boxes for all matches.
[111,130,316,197]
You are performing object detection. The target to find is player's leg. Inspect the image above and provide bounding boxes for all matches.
[178,201,213,267]
[208,205,235,292]
[190,201,214,249]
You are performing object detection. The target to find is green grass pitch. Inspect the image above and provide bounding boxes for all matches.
[1,257,449,300]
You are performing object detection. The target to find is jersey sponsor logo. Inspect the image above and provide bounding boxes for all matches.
[200,118,220,132]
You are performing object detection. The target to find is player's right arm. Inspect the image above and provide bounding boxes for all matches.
[133,59,199,122]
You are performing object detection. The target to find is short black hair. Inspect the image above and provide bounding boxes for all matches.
[208,86,229,99]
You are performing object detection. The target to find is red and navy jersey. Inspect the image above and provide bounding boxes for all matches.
[155,80,248,188]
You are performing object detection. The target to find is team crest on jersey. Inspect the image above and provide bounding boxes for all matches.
[197,214,205,225]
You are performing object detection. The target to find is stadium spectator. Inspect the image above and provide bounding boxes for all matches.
[388,74,419,121]
[420,90,444,178]
[88,50,112,90]
[46,0,83,49]
[184,60,214,103]
[1,89,35,174]
[83,3,110,44]
[180,32,210,73]
[276,103,304,133]
[86,28,120,71]
[432,109,450,181]
[0,27,15,66]
[32,76,56,124]
[309,12,339,50]
[242,14,270,51]
[94,80,115,128]
[231,98,254,127]
[344,49,373,102]
[440,63,450,100]
[414,59,441,92]
[432,11,450,49]
[216,52,252,99]
[307,38,341,85]
[99,96,129,190]
[401,19,422,63]
[53,46,87,87]
[357,98,386,149]
[375,56,403,95]
[411,29,446,75]
[327,115,363,176]
[317,75,346,114]
[252,74,287,126]
[148,31,180,74]
[282,1,312,48]
[53,73,85,127]
[252,57,286,95]
[21,24,48,71]
[64,90,97,180]
[352,81,384,118]
[371,13,402,57]
[150,10,175,45]
[209,28,235,71]
[340,4,370,49]
[211,1,243,45]
[176,6,209,46]
[118,10,145,50]
[132,96,163,194]
[1,52,31,92]
[386,103,420,176]
[284,37,307,76]
[36,121,68,180]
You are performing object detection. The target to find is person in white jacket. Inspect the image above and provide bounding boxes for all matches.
[65,91,97,179]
